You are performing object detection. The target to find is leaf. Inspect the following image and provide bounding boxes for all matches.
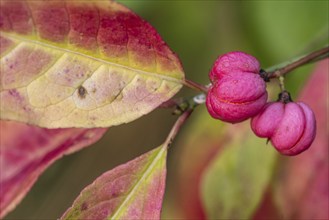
[273,59,329,219]
[201,122,277,219]
[0,120,107,218]
[0,0,184,128]
[61,145,167,220]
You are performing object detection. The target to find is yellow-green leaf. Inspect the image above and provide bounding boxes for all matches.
[0,0,184,128]
[201,123,277,219]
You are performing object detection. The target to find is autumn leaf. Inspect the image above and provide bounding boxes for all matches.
[0,121,107,218]
[0,0,184,128]
[60,107,191,220]
[61,145,167,220]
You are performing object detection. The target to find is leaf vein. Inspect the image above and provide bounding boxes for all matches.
[1,32,183,84]
[25,1,36,36]
[109,147,166,219]
[0,41,22,59]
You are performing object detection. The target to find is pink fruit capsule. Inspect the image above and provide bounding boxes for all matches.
[206,71,267,123]
[251,101,316,156]
[209,51,260,82]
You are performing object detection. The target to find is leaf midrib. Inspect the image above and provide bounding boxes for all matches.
[109,146,166,219]
[1,32,184,84]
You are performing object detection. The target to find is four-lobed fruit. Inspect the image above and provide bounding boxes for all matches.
[206,51,316,156]
[251,101,316,156]
[206,51,268,123]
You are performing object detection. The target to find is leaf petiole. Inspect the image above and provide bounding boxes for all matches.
[183,79,209,93]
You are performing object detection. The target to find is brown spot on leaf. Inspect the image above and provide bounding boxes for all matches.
[78,86,87,99]
[81,202,88,211]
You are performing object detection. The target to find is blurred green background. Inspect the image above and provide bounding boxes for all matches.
[6,1,328,219]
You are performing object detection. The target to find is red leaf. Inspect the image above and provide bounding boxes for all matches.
[0,0,184,128]
[0,121,106,218]
[61,146,167,220]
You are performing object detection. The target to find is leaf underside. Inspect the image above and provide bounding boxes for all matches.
[0,0,184,128]
[61,146,167,220]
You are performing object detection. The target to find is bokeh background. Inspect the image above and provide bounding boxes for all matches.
[6,1,328,219]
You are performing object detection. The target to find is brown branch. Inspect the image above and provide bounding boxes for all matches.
[164,108,193,148]
[268,46,329,78]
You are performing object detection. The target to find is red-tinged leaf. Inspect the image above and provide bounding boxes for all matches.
[273,59,329,219]
[0,0,184,128]
[0,121,107,218]
[61,145,167,220]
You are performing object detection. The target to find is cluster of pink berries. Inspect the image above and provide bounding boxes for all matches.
[206,52,316,156]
